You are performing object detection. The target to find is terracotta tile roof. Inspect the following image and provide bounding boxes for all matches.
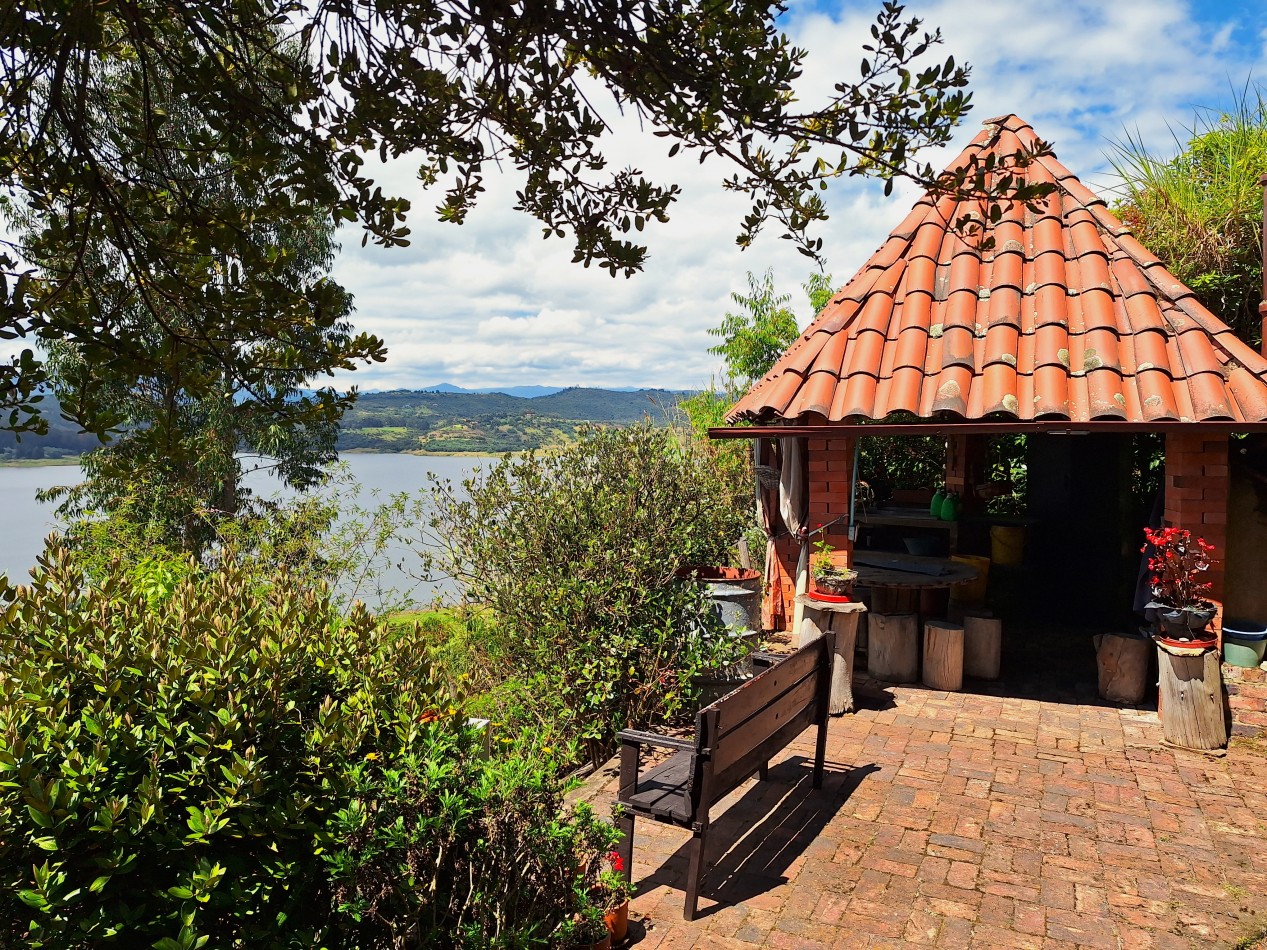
[727,115,1267,426]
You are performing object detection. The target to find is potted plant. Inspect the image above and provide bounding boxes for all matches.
[810,535,858,599]
[593,850,633,942]
[561,897,611,950]
[1142,527,1218,645]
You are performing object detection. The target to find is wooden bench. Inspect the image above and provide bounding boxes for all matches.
[615,632,836,920]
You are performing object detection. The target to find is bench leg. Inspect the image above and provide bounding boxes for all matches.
[616,806,635,885]
[684,824,708,921]
[813,716,829,790]
[758,761,769,781]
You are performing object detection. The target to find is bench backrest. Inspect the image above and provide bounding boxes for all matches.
[692,631,834,807]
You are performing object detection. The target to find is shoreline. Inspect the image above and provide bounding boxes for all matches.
[2,449,509,468]
[0,457,82,468]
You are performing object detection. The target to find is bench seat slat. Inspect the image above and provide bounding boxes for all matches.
[622,750,694,824]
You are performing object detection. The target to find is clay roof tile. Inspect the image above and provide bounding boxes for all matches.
[725,114,1267,426]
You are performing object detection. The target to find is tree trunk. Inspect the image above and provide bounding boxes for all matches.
[922,620,964,691]
[868,613,918,683]
[1157,647,1227,750]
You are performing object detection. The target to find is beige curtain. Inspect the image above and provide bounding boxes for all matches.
[756,439,783,631]
[779,436,809,637]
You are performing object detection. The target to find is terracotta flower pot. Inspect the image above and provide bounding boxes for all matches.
[604,900,629,942]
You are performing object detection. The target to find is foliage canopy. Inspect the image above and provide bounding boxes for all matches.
[2,0,1054,434]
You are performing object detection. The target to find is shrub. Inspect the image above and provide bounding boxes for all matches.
[420,424,750,752]
[325,758,618,948]
[0,544,604,948]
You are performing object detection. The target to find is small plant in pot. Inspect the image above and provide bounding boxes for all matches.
[559,896,612,950]
[593,850,633,942]
[1142,527,1218,643]
[811,534,858,599]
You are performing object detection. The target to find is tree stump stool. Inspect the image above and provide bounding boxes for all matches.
[1093,633,1149,704]
[795,596,867,715]
[868,613,918,683]
[963,613,1002,680]
[1157,644,1227,750]
[922,620,964,691]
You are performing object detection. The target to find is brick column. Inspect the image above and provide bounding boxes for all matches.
[1163,433,1229,624]
[767,435,856,632]
[808,435,857,556]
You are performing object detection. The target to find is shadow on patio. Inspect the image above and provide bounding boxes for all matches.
[633,756,881,921]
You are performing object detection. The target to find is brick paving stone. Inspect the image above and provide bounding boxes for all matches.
[572,684,1267,949]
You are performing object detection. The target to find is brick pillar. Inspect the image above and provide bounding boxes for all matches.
[808,435,857,559]
[1163,433,1229,627]
[767,435,856,632]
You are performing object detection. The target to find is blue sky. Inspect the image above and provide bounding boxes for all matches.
[330,0,1267,393]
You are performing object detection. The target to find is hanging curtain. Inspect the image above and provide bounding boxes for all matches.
[779,436,809,636]
[755,439,784,631]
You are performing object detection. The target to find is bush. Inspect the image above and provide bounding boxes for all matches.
[420,424,750,753]
[0,544,605,948]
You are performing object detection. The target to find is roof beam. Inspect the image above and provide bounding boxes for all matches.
[709,420,1267,439]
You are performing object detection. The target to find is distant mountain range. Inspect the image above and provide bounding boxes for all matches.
[1,385,695,461]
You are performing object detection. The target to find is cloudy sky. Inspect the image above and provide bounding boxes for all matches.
[330,0,1267,394]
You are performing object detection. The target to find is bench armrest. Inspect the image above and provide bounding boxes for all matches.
[618,728,695,752]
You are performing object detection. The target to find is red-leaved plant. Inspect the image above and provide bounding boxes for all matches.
[1143,527,1216,611]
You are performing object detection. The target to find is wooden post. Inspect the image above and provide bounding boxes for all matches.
[868,613,918,683]
[1157,646,1227,750]
[963,614,1002,680]
[1093,633,1149,704]
[923,620,964,691]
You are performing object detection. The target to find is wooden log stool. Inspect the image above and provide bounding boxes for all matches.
[922,620,964,691]
[1156,644,1227,750]
[963,612,1002,680]
[868,613,918,683]
[1093,632,1149,704]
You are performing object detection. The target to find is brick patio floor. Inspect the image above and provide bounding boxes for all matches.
[578,687,1267,949]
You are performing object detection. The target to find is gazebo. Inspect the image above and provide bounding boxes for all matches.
[710,115,1267,640]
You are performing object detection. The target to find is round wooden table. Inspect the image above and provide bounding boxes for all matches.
[852,552,980,614]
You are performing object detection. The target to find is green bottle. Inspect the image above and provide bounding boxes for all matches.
[930,488,946,518]
[939,491,961,522]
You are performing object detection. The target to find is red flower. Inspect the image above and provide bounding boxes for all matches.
[607,850,624,873]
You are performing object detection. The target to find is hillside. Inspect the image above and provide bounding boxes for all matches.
[1,387,693,461]
[338,387,688,454]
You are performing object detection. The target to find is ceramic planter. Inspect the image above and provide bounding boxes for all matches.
[604,900,630,942]
[1147,603,1217,643]
[813,569,858,598]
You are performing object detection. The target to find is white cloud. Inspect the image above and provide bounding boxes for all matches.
[330,0,1267,393]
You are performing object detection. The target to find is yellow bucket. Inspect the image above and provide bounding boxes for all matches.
[991,525,1025,566]
[950,554,990,604]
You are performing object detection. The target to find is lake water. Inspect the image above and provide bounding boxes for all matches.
[0,453,490,609]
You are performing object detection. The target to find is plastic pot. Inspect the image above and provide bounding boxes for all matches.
[1223,618,1267,669]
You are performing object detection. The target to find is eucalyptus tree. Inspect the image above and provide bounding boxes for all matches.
[2,0,1053,436]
